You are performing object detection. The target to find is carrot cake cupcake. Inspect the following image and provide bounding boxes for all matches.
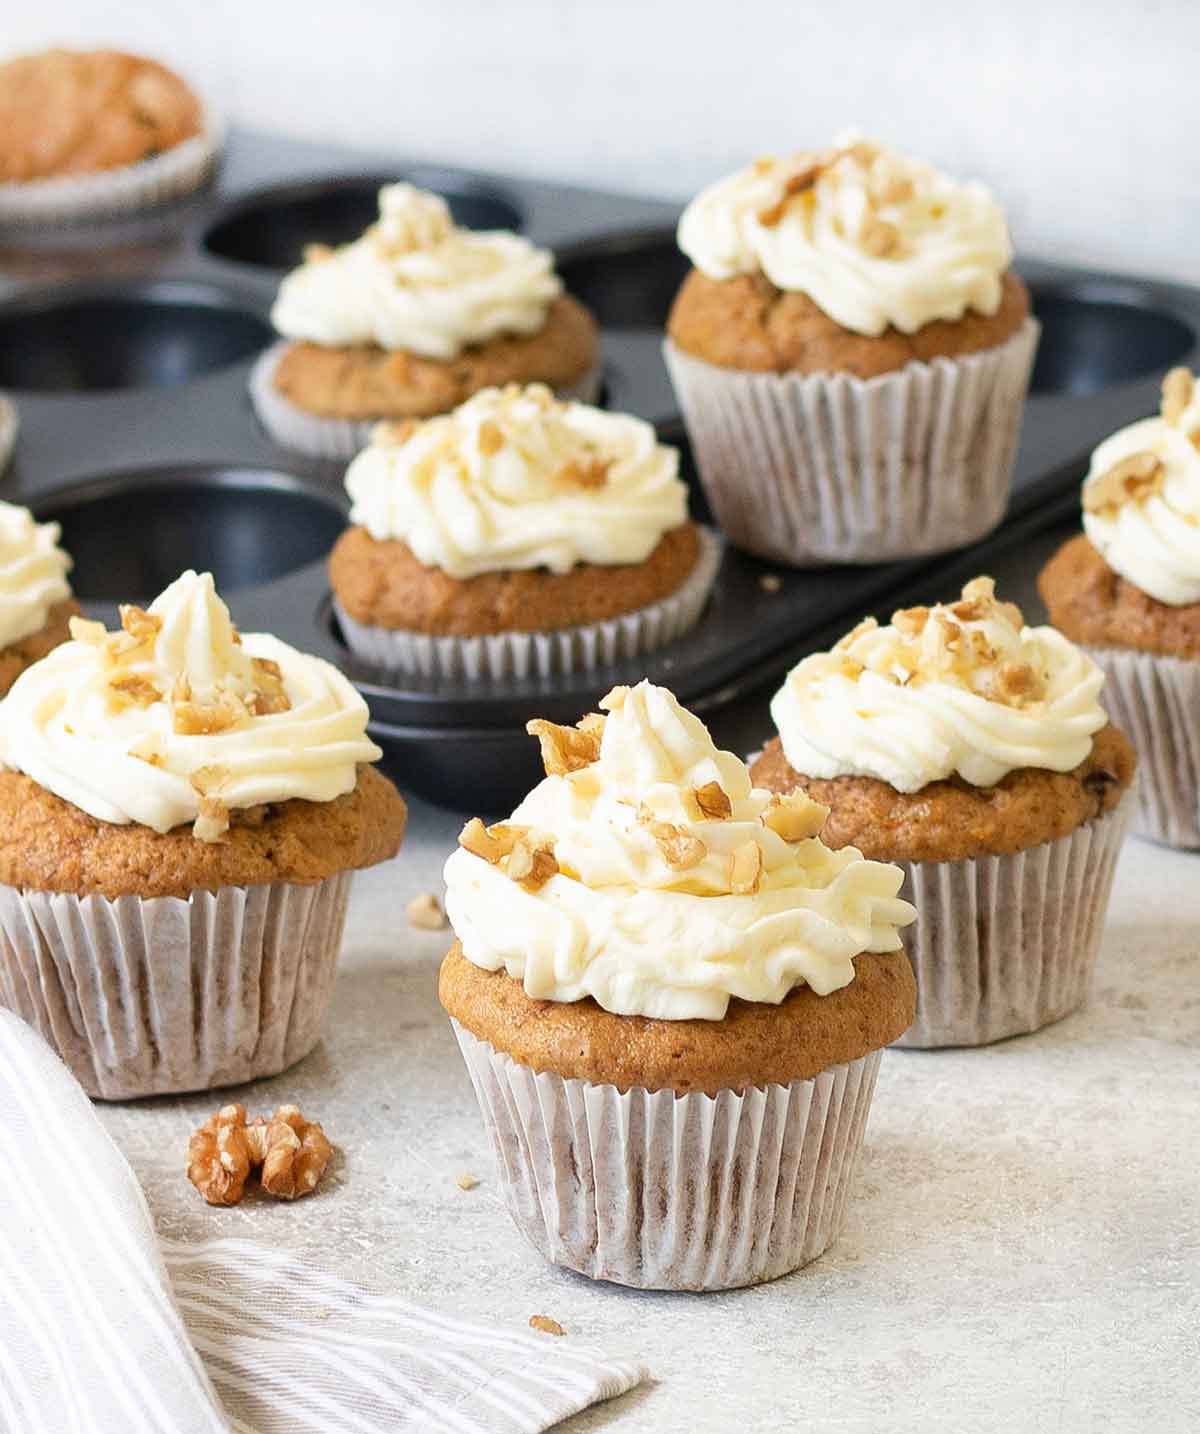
[0,569,407,1099]
[664,136,1039,565]
[0,499,78,695]
[753,578,1134,1047]
[0,48,217,222]
[329,383,721,679]
[440,680,916,1290]
[251,183,600,458]
[1039,367,1200,847]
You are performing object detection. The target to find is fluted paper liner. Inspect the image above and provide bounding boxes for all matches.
[0,872,352,1100]
[0,105,221,224]
[0,396,15,476]
[334,524,723,680]
[663,317,1039,566]
[250,340,603,459]
[893,795,1129,1049]
[452,1021,880,1291]
[1084,645,1200,848]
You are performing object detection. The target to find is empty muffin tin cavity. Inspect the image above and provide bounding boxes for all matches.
[556,228,687,331]
[1027,281,1195,396]
[36,467,346,602]
[0,282,273,394]
[202,171,525,271]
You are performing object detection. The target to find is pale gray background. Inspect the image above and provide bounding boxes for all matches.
[7,0,1199,281]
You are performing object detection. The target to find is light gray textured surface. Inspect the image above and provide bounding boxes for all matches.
[95,545,1200,1433]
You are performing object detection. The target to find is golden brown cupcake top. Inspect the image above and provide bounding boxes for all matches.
[677,135,1012,336]
[770,577,1108,793]
[0,49,203,182]
[441,680,914,1022]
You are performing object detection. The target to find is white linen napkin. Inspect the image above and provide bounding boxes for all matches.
[0,1010,646,1433]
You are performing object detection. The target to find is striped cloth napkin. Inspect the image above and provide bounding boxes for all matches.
[0,1010,646,1433]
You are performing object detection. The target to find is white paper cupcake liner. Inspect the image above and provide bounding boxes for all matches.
[1084,645,1200,848]
[334,524,723,680]
[250,340,604,459]
[0,872,352,1100]
[452,1021,881,1291]
[664,317,1039,566]
[893,795,1130,1049]
[0,105,222,225]
[0,396,15,476]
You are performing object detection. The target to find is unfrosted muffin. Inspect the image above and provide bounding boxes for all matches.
[664,137,1039,565]
[329,383,721,679]
[752,577,1134,1047]
[440,680,916,1290]
[0,500,78,695]
[0,570,407,1098]
[0,49,216,221]
[251,184,599,458]
[1039,367,1200,846]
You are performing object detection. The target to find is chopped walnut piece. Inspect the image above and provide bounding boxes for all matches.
[249,1105,334,1201]
[506,836,559,890]
[108,673,162,709]
[759,573,783,594]
[173,689,247,736]
[757,160,821,226]
[1084,451,1165,516]
[559,456,611,489]
[645,817,707,870]
[763,791,829,842]
[835,617,878,651]
[694,781,732,819]
[986,660,1041,705]
[118,604,162,643]
[247,656,291,716]
[526,718,600,776]
[860,217,899,257]
[730,840,764,895]
[193,795,230,843]
[407,891,447,930]
[529,1315,565,1337]
[187,1104,254,1206]
[892,605,929,637]
[477,419,504,455]
[456,1172,479,1191]
[1161,367,1195,426]
[459,818,526,865]
[576,711,606,741]
[189,764,231,797]
[69,616,106,646]
[877,174,914,205]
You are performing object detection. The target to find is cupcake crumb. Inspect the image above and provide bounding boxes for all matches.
[529,1315,565,1336]
[759,573,782,593]
[455,1172,479,1191]
[407,891,447,930]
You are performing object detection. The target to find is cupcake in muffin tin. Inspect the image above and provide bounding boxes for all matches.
[251,183,600,458]
[752,577,1134,1047]
[0,569,407,1099]
[329,382,722,679]
[440,680,916,1290]
[1039,367,1200,848]
[664,136,1039,566]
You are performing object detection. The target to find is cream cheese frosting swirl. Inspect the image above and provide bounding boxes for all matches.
[346,383,690,578]
[677,136,1012,337]
[443,681,914,1020]
[0,500,72,648]
[771,578,1107,793]
[0,570,381,838]
[1082,367,1200,606]
[271,183,562,359]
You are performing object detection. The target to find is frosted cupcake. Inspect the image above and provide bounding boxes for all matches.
[752,578,1134,1047]
[0,570,407,1099]
[440,680,916,1290]
[0,500,78,695]
[0,48,219,223]
[664,137,1039,565]
[329,383,721,679]
[1039,367,1200,847]
[251,183,599,458]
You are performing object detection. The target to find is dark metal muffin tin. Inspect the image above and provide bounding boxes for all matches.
[3,128,1198,809]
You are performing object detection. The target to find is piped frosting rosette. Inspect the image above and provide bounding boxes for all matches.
[0,500,73,650]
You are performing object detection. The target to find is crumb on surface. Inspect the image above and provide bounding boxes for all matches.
[529,1315,565,1336]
